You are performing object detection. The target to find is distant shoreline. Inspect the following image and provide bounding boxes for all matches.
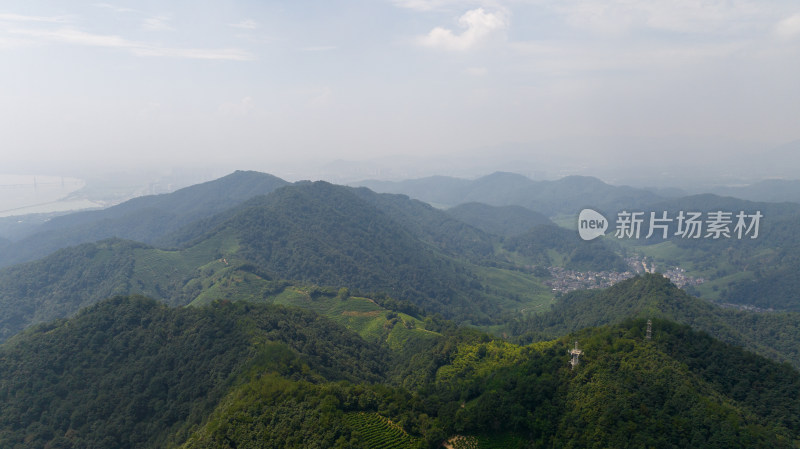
[0,174,90,217]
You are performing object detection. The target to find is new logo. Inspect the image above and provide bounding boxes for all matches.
[578,208,608,241]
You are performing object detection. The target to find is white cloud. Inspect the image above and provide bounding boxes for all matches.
[774,13,800,39]
[0,13,70,23]
[418,8,508,51]
[393,0,474,11]
[7,27,254,61]
[229,19,258,30]
[10,28,133,48]
[142,15,173,31]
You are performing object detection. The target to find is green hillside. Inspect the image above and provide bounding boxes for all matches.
[1,296,798,448]
[620,195,800,308]
[0,297,387,449]
[0,239,145,341]
[359,173,800,312]
[194,181,543,324]
[716,214,800,310]
[0,171,288,268]
[503,224,629,271]
[446,202,553,237]
[513,273,800,368]
[0,234,446,349]
[0,235,229,341]
[0,199,550,344]
[350,188,496,262]
[0,180,551,340]
[188,270,442,352]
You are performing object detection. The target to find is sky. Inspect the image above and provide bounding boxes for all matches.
[1,0,799,182]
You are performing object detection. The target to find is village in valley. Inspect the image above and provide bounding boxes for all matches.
[542,256,704,294]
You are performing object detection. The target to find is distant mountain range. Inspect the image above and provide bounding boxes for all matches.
[357,171,800,213]
[706,179,800,203]
[0,171,288,268]
[3,169,800,342]
[356,172,664,215]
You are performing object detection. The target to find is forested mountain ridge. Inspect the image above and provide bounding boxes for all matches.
[349,187,496,261]
[357,172,800,313]
[0,171,288,268]
[1,295,799,449]
[357,171,664,215]
[4,170,800,343]
[618,195,800,310]
[445,202,553,237]
[0,297,388,449]
[503,223,629,271]
[513,273,800,369]
[0,239,145,341]
[201,181,502,322]
[0,180,555,341]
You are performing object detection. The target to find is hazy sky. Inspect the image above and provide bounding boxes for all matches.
[2,0,799,178]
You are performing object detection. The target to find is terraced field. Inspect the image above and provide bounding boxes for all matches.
[445,434,527,449]
[344,412,423,449]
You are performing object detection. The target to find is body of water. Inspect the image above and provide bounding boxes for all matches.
[0,175,100,217]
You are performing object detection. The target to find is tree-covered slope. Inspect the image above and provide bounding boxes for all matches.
[0,239,144,341]
[0,171,288,268]
[1,296,799,449]
[446,202,553,237]
[202,181,508,323]
[620,195,800,308]
[0,236,437,346]
[393,319,800,448]
[552,321,800,448]
[0,234,234,342]
[350,188,496,261]
[0,297,387,449]
[503,224,629,271]
[0,181,551,342]
[714,213,800,310]
[513,273,800,368]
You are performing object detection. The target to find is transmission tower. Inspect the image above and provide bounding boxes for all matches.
[646,319,652,340]
[569,341,583,369]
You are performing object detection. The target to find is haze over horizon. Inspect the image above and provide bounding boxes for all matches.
[2,0,799,185]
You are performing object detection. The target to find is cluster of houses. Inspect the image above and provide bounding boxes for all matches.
[542,257,703,294]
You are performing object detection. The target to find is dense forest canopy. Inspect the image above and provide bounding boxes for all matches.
[1,296,798,449]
